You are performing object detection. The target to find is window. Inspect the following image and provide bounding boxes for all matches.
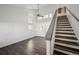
[49,14,52,18]
[28,20,33,23]
[28,25,32,30]
[43,14,48,19]
[38,17,43,20]
[28,17,33,23]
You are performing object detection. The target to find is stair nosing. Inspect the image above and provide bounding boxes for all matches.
[55,34,76,37]
[57,24,70,25]
[56,26,72,27]
[56,31,74,33]
[55,42,79,50]
[56,28,73,30]
[55,38,77,43]
[54,48,76,55]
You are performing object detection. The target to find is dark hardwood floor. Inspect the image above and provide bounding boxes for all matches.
[0,36,46,55]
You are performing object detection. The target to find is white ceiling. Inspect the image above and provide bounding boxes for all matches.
[8,4,48,9]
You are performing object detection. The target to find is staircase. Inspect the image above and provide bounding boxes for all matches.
[53,15,79,55]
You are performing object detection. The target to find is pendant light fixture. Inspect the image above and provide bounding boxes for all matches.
[37,4,43,17]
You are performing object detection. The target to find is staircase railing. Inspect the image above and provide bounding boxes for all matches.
[66,7,79,22]
[66,7,79,44]
[45,10,57,55]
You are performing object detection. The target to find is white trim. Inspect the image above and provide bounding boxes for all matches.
[46,40,51,55]
[51,16,58,54]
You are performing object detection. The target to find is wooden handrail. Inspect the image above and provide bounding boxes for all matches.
[45,10,57,41]
[66,7,79,22]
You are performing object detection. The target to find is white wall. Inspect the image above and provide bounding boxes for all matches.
[67,4,79,43]
[0,5,36,47]
[0,4,57,48]
[35,5,57,37]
